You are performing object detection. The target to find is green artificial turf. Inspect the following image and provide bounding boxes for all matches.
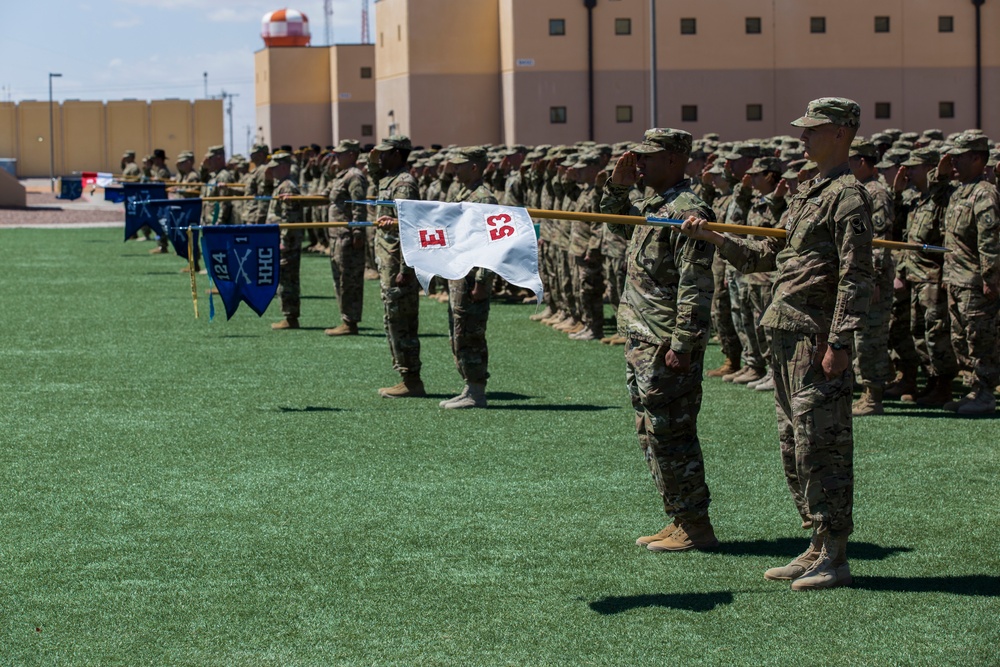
[1,228,998,666]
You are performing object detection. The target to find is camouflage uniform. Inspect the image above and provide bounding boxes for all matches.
[325,145,369,327]
[717,160,873,536]
[375,149,423,378]
[244,163,274,225]
[600,131,717,526]
[895,150,957,380]
[706,177,742,366]
[939,135,1000,397]
[742,167,787,371]
[448,172,497,384]
[853,171,896,390]
[569,170,605,337]
[267,175,304,321]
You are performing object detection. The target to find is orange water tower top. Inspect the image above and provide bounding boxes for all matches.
[261,8,311,47]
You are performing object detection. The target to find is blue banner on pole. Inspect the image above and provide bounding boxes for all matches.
[104,186,126,203]
[123,183,167,240]
[152,198,202,259]
[200,225,280,319]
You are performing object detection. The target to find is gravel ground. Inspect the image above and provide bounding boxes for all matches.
[0,191,123,228]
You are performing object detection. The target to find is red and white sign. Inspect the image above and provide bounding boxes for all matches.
[397,199,543,302]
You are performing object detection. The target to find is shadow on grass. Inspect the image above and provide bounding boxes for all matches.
[273,406,343,413]
[715,538,911,561]
[485,392,534,401]
[589,591,734,614]
[853,575,1000,596]
[488,404,617,412]
[884,404,1000,420]
[300,295,335,301]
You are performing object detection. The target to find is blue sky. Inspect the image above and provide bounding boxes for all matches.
[1,0,369,155]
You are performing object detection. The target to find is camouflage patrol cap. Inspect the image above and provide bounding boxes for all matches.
[332,139,361,154]
[208,145,225,157]
[790,97,861,129]
[570,152,602,169]
[176,151,194,162]
[594,143,613,155]
[723,142,763,161]
[902,147,941,167]
[266,150,293,168]
[707,161,726,175]
[781,167,800,180]
[947,132,990,155]
[921,129,945,141]
[374,135,412,152]
[883,128,902,141]
[631,128,693,155]
[892,140,915,151]
[702,133,721,142]
[122,149,136,158]
[849,140,879,159]
[503,144,528,156]
[801,160,818,172]
[745,156,784,175]
[988,151,1000,168]
[449,146,488,165]
[251,143,270,154]
[876,148,909,169]
[900,132,920,143]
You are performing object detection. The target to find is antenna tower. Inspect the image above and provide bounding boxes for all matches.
[361,0,370,44]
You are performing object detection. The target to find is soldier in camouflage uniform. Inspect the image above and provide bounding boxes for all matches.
[244,144,273,226]
[267,151,306,330]
[849,140,896,415]
[720,143,764,385]
[373,136,426,398]
[323,140,369,336]
[600,128,719,553]
[438,147,498,409]
[741,157,789,392]
[567,153,605,340]
[121,150,141,181]
[149,149,172,182]
[936,134,1000,414]
[599,161,629,345]
[364,149,385,280]
[892,147,957,405]
[683,98,874,590]
[702,160,743,375]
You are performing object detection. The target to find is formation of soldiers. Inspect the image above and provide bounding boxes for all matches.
[122,126,1000,419]
[118,97,998,591]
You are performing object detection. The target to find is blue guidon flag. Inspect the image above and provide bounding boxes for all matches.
[200,225,281,319]
[154,199,202,259]
[123,183,167,240]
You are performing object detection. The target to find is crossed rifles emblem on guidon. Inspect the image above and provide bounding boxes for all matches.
[232,246,254,286]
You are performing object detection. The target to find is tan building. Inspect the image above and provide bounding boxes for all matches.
[0,98,223,178]
[254,44,376,148]
[368,0,998,145]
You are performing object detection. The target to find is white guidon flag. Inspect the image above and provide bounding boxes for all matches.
[396,199,544,302]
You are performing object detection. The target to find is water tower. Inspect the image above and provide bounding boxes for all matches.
[261,8,311,47]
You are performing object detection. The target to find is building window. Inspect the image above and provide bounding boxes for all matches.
[360,67,372,79]
[875,16,890,33]
[549,19,566,36]
[939,101,955,119]
[680,18,696,34]
[747,104,763,121]
[615,18,631,35]
[939,16,954,32]
[746,17,762,34]
[550,106,567,124]
[810,17,826,33]
[681,105,698,122]
[361,124,373,137]
[616,105,633,123]
[875,102,892,119]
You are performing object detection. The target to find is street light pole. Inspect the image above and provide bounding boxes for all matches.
[48,72,62,192]
[649,0,658,127]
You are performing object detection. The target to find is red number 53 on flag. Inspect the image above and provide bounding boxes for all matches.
[485,212,517,242]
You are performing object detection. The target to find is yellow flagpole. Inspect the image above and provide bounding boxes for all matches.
[186,226,199,319]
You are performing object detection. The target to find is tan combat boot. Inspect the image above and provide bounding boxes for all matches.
[636,521,679,547]
[440,383,487,409]
[733,367,765,385]
[707,358,739,378]
[791,534,853,590]
[646,518,719,552]
[271,318,300,330]
[529,306,554,322]
[764,532,822,581]
[608,335,627,346]
[569,328,599,341]
[542,311,567,326]
[852,386,885,416]
[378,375,426,399]
[324,322,358,336]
